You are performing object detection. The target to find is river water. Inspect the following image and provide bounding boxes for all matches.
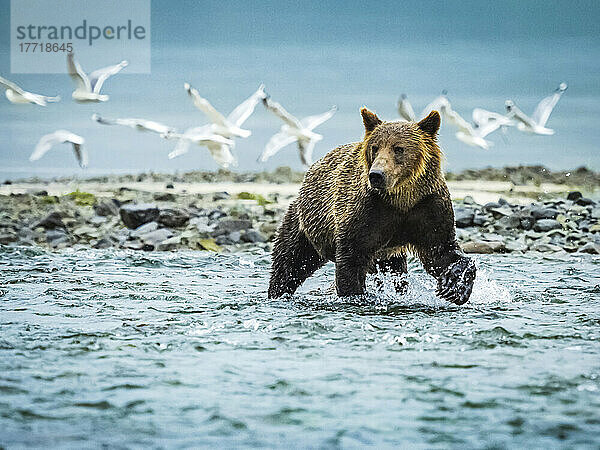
[1,246,599,448]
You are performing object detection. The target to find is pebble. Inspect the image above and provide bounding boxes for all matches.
[462,241,505,254]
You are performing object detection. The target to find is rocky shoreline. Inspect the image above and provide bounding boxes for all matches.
[0,166,599,255]
[453,191,599,254]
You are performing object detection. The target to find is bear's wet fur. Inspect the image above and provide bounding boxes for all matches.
[268,108,476,304]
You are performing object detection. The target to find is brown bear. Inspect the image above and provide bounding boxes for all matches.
[268,108,476,305]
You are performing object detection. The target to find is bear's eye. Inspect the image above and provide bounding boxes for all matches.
[394,146,405,154]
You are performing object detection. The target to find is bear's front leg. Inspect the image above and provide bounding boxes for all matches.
[269,201,326,298]
[418,243,476,305]
[335,242,370,296]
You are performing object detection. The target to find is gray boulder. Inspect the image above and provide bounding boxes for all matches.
[139,228,174,247]
[228,231,242,243]
[93,237,113,249]
[119,203,160,229]
[94,199,120,217]
[156,235,181,251]
[242,229,267,243]
[489,206,513,218]
[212,219,252,236]
[158,209,190,228]
[579,242,600,254]
[530,207,559,220]
[213,192,230,201]
[530,242,563,252]
[533,219,562,232]
[454,208,474,228]
[33,211,65,230]
[0,232,17,244]
[46,229,70,247]
[130,221,158,237]
[519,216,535,230]
[495,215,521,230]
[575,197,595,206]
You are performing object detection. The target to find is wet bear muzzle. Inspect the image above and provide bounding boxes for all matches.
[368,169,385,189]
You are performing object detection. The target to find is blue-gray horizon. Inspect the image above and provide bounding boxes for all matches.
[0,0,599,180]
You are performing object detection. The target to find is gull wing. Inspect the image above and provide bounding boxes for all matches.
[532,83,567,127]
[89,60,128,94]
[227,84,267,128]
[300,106,337,131]
[26,93,61,106]
[398,95,417,121]
[30,130,85,162]
[206,142,236,168]
[262,97,303,129]
[115,118,173,134]
[93,114,175,134]
[184,83,228,126]
[258,131,298,162]
[472,108,512,127]
[420,94,449,118]
[130,119,175,134]
[183,127,234,146]
[91,113,117,125]
[67,53,91,92]
[0,76,26,96]
[442,103,474,134]
[474,118,504,139]
[72,143,88,168]
[297,138,318,166]
[472,108,514,138]
[168,138,192,159]
[505,101,536,129]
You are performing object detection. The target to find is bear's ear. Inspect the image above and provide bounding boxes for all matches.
[418,110,441,136]
[361,107,382,133]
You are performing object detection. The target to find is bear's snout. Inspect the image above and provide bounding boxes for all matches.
[368,169,385,189]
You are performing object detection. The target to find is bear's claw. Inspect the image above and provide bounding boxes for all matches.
[436,257,476,305]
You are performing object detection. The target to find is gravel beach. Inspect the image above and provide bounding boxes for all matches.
[1,166,598,254]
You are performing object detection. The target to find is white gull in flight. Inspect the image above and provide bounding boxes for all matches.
[0,75,60,106]
[184,83,267,139]
[67,52,128,103]
[505,83,568,135]
[30,130,87,168]
[260,97,337,167]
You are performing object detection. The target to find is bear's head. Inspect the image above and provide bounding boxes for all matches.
[361,107,442,194]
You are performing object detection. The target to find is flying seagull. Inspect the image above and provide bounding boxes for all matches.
[184,83,267,139]
[260,97,337,166]
[30,130,87,168]
[92,114,176,135]
[420,91,450,119]
[505,82,568,135]
[164,125,236,167]
[455,108,514,149]
[397,94,417,121]
[397,91,449,122]
[67,52,128,102]
[0,76,60,106]
[438,99,513,149]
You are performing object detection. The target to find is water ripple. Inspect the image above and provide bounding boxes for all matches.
[0,248,599,447]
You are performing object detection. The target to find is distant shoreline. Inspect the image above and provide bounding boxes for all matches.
[2,165,600,190]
